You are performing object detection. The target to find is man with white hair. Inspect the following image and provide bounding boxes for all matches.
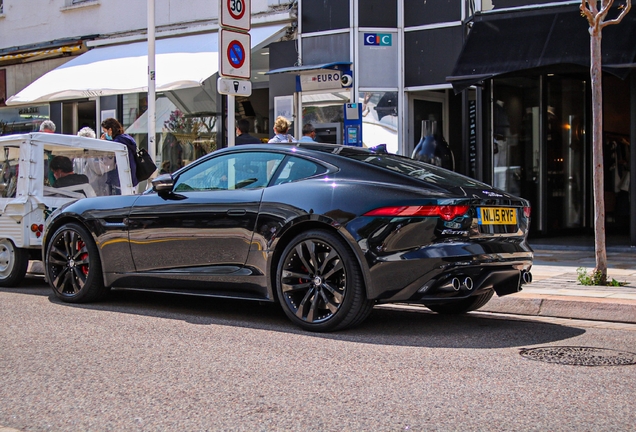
[39,120,56,133]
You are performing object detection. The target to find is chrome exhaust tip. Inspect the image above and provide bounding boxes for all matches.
[451,277,461,291]
[521,271,533,284]
[463,277,474,291]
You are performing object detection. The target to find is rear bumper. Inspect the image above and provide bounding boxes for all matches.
[365,240,533,302]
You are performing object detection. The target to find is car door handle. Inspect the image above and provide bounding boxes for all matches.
[227,209,246,216]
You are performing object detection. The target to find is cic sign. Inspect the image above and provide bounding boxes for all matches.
[363,33,392,46]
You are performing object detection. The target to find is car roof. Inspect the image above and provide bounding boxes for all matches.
[220,142,381,158]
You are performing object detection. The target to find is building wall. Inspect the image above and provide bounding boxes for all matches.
[5,57,71,97]
[0,0,280,49]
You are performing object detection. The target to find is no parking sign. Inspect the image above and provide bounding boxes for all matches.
[220,29,251,79]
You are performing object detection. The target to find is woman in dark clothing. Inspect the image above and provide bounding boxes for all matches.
[100,117,139,192]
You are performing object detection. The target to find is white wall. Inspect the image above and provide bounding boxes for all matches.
[0,0,278,49]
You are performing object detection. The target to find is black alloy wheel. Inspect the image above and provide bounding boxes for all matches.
[425,290,494,314]
[45,223,108,303]
[276,229,373,332]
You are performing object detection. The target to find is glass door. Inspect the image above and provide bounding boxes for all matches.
[492,77,541,229]
[546,77,587,231]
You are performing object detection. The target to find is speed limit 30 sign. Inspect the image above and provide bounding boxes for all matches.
[221,0,251,32]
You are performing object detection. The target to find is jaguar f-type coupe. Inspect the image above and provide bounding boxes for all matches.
[43,143,533,332]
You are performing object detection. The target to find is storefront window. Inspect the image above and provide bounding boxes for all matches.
[492,77,540,223]
[0,105,50,136]
[124,95,217,174]
[547,77,587,230]
[493,75,588,234]
[360,91,398,153]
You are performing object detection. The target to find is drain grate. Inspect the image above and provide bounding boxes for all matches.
[520,346,636,366]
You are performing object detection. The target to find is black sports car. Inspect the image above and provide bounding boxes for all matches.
[43,143,533,332]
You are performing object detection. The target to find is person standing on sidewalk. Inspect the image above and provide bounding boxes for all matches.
[100,118,138,193]
[235,118,261,145]
[298,123,317,143]
[268,116,295,143]
[39,120,56,133]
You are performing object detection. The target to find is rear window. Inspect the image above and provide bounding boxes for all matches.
[342,152,487,188]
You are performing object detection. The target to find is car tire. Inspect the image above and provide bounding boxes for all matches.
[425,290,495,314]
[276,229,373,332]
[45,223,108,303]
[0,238,29,287]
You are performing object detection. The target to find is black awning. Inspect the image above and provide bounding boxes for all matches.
[447,7,636,92]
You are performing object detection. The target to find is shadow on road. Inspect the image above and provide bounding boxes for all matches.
[3,279,585,349]
[58,290,589,349]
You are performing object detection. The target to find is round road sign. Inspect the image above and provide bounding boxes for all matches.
[227,0,245,20]
[227,40,246,69]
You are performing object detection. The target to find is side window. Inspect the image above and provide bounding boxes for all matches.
[1,145,19,198]
[273,156,327,185]
[173,152,285,192]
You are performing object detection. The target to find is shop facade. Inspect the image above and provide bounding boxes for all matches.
[267,0,635,245]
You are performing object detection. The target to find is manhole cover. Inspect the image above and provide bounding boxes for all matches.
[519,346,636,366]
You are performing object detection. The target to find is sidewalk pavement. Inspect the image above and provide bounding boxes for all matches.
[479,246,636,324]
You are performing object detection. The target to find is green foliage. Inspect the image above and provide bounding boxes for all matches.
[576,267,627,286]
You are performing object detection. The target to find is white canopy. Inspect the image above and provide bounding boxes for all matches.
[6,24,288,106]
[125,96,176,134]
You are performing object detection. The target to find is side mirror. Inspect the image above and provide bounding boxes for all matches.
[151,173,175,192]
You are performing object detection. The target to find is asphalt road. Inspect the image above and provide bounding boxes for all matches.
[1,278,635,431]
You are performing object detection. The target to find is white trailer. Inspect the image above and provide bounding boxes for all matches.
[0,132,136,286]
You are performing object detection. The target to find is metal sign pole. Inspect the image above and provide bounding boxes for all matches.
[228,95,235,147]
[147,0,156,164]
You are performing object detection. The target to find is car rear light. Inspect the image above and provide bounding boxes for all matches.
[523,206,531,218]
[364,205,470,221]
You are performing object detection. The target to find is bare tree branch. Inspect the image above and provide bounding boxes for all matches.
[601,2,632,27]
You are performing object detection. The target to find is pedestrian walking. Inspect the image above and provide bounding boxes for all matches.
[268,116,295,143]
[100,117,139,192]
[298,123,317,142]
[235,118,261,145]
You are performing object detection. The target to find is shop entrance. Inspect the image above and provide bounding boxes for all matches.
[491,75,588,236]
[61,100,96,135]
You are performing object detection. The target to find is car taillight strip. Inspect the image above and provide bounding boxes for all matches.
[364,205,470,221]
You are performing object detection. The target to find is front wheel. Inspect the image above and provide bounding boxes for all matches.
[0,238,29,287]
[425,290,494,314]
[276,229,373,332]
[45,223,108,303]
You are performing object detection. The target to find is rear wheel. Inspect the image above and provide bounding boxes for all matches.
[425,290,494,314]
[0,238,29,287]
[276,230,373,332]
[45,223,107,303]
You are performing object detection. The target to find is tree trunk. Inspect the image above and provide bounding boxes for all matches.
[590,29,608,284]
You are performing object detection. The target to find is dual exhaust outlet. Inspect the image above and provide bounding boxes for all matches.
[446,271,532,292]
[449,277,474,291]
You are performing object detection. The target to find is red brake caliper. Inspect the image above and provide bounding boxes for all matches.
[77,240,89,276]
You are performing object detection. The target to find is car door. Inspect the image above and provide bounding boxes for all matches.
[127,151,285,275]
